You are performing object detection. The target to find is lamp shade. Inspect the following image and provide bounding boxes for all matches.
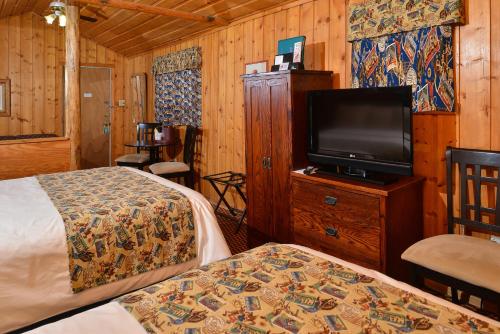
[45,14,56,25]
[58,14,66,27]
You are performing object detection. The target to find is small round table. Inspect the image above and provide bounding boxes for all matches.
[124,140,176,164]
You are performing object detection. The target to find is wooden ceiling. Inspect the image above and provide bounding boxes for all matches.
[0,0,40,18]
[0,0,290,56]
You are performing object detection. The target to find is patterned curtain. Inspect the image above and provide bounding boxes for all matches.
[352,26,454,112]
[153,47,202,127]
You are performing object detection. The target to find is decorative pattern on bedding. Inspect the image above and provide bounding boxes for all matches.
[37,167,196,293]
[117,244,499,334]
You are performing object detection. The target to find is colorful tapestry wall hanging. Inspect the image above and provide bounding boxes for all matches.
[348,0,464,42]
[352,26,454,113]
[154,47,202,127]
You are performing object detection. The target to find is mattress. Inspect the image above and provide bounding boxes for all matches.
[0,168,231,333]
[26,244,500,334]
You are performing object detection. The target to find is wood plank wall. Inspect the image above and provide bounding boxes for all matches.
[457,0,499,151]
[0,12,47,136]
[0,12,126,156]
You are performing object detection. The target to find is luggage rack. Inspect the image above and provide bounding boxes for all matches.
[202,171,246,232]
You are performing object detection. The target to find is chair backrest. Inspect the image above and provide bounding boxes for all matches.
[136,123,157,143]
[183,125,197,167]
[135,123,158,153]
[446,147,500,234]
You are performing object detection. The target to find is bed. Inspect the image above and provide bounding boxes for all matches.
[26,244,500,334]
[0,167,231,333]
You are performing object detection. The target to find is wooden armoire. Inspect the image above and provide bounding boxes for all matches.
[242,70,333,247]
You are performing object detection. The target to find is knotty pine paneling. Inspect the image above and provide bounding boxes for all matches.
[413,113,456,237]
[0,12,126,162]
[0,12,59,137]
[0,0,39,19]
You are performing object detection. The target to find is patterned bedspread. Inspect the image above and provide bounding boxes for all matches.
[117,244,499,334]
[37,167,196,293]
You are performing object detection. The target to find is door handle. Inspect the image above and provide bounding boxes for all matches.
[103,123,111,135]
[262,157,272,169]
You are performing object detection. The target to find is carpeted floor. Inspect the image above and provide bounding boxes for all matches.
[215,209,249,255]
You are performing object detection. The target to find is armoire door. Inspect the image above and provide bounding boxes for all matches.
[244,79,273,237]
[268,77,291,242]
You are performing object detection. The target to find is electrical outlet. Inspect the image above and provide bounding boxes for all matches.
[118,99,126,107]
[491,235,500,244]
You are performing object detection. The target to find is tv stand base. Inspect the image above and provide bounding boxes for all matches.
[316,166,400,185]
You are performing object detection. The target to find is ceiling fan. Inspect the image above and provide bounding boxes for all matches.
[44,1,103,27]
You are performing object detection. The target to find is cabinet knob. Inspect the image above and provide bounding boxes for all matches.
[324,196,337,206]
[325,227,338,238]
[262,157,272,169]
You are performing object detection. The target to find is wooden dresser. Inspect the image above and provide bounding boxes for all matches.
[291,171,424,281]
[242,70,333,248]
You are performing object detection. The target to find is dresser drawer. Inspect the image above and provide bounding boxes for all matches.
[291,178,381,269]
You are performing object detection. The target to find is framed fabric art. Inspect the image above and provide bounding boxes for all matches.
[0,79,10,117]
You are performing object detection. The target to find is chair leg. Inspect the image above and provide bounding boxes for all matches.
[451,288,459,304]
[459,291,470,305]
[187,172,195,189]
[409,264,422,288]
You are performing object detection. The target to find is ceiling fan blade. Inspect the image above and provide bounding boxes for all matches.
[80,15,98,22]
[85,6,109,20]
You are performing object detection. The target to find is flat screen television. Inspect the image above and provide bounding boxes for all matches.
[307,86,413,183]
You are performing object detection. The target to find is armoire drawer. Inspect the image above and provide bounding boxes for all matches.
[291,177,381,270]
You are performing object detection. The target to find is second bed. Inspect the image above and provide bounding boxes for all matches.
[27,244,500,334]
[0,167,231,333]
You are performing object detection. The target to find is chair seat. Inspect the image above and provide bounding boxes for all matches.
[149,161,190,175]
[115,153,150,164]
[402,234,500,293]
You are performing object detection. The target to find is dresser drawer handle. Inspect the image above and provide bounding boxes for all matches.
[324,196,337,206]
[325,227,338,238]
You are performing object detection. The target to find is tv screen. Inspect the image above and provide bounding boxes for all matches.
[308,86,413,176]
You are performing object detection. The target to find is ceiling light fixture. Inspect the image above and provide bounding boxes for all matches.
[44,2,66,27]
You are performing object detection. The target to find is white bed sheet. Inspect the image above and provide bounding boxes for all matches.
[27,244,500,334]
[0,168,231,333]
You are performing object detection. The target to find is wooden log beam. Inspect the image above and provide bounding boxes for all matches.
[75,0,228,25]
[65,4,81,170]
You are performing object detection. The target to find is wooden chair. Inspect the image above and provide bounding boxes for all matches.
[402,147,500,310]
[115,123,157,170]
[149,125,197,189]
